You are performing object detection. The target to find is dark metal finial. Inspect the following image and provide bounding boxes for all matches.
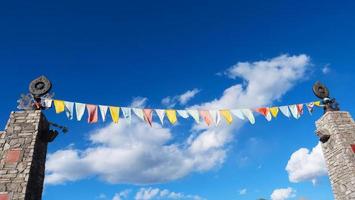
[312,81,339,114]
[17,75,54,110]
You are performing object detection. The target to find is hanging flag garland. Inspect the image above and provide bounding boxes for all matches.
[46,98,321,127]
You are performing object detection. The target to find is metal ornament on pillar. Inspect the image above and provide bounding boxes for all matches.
[312,81,340,113]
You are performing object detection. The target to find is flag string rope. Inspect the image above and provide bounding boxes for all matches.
[42,98,322,126]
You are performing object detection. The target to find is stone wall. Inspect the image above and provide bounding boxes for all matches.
[0,110,48,200]
[316,111,355,200]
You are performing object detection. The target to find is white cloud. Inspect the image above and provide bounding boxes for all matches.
[131,97,148,107]
[112,190,131,200]
[135,187,204,200]
[270,187,296,200]
[239,188,247,195]
[45,54,311,185]
[97,193,107,199]
[223,54,310,107]
[286,143,327,184]
[162,89,200,107]
[45,118,226,184]
[322,64,330,74]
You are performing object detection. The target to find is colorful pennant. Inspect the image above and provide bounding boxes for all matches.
[48,98,321,127]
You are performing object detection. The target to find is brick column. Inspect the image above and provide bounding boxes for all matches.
[0,110,48,200]
[316,111,355,200]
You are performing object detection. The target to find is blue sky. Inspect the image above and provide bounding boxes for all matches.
[0,1,355,200]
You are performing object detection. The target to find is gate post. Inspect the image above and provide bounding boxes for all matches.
[316,111,355,200]
[0,110,48,200]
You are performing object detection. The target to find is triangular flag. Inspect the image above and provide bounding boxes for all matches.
[314,101,321,107]
[256,107,272,121]
[269,107,279,118]
[209,110,221,125]
[256,107,268,116]
[241,109,255,124]
[166,109,177,124]
[42,98,53,108]
[279,106,291,118]
[220,110,233,124]
[351,144,355,153]
[54,100,65,114]
[121,107,132,123]
[109,106,120,123]
[187,109,199,123]
[75,102,86,121]
[230,109,245,120]
[297,104,304,115]
[199,110,213,126]
[87,104,98,123]
[177,110,189,118]
[132,108,144,121]
[306,102,315,114]
[64,101,74,120]
[289,105,300,119]
[143,109,153,126]
[99,105,108,122]
[155,109,165,125]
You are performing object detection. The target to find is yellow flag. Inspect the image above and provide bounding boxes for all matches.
[314,101,321,106]
[166,109,177,124]
[54,100,65,113]
[220,110,233,124]
[109,106,120,123]
[270,107,279,118]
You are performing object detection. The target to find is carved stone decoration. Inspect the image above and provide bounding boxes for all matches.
[29,76,52,98]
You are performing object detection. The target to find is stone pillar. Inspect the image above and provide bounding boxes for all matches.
[316,111,355,200]
[0,110,48,200]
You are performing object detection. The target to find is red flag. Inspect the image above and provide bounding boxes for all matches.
[87,104,98,123]
[256,107,269,116]
[143,109,153,126]
[199,110,213,126]
[351,144,355,153]
[297,104,304,115]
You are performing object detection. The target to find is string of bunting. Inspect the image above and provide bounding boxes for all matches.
[41,99,322,126]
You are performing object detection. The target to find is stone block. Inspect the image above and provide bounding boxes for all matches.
[0,193,9,200]
[4,149,21,164]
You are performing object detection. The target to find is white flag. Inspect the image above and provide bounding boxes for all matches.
[209,110,221,125]
[132,108,144,121]
[241,109,255,124]
[177,110,189,118]
[75,102,86,121]
[121,107,131,123]
[155,109,166,124]
[289,105,299,119]
[64,101,74,120]
[187,109,200,123]
[230,109,245,120]
[42,98,53,108]
[99,105,108,122]
[306,102,315,114]
[265,111,272,121]
[279,106,291,118]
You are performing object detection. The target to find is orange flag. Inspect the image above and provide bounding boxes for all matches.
[86,104,98,123]
[256,107,269,116]
[256,107,272,121]
[143,109,153,126]
[200,110,213,126]
[297,104,304,115]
